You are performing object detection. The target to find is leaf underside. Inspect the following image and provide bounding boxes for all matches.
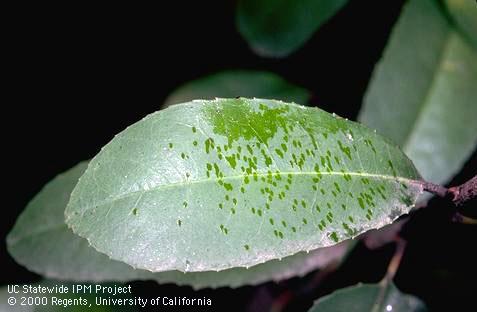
[65,98,422,272]
[359,0,477,186]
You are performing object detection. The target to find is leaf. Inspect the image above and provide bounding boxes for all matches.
[359,0,477,186]
[308,282,426,312]
[0,281,133,312]
[445,0,477,48]
[163,70,310,107]
[6,162,143,282]
[65,98,422,272]
[7,162,351,288]
[153,242,351,289]
[236,0,348,58]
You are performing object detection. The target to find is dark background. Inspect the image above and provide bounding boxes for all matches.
[3,1,476,311]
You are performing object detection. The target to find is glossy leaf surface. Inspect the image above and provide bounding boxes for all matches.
[65,98,422,272]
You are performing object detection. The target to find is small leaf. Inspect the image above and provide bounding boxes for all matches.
[0,281,133,312]
[65,98,422,272]
[445,0,477,48]
[163,70,310,107]
[6,162,351,288]
[236,0,348,57]
[309,282,426,312]
[359,0,477,186]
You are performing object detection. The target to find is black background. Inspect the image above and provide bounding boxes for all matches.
[3,1,476,311]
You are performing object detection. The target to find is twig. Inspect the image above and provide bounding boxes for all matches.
[418,174,477,224]
[419,174,476,207]
[419,180,449,198]
[452,212,477,225]
[372,238,407,312]
[383,238,406,281]
[448,175,477,206]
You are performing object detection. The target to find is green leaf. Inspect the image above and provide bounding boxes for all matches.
[359,0,477,186]
[0,281,133,312]
[236,0,348,57]
[309,282,426,312]
[6,162,351,288]
[65,98,422,272]
[163,70,310,107]
[6,162,143,282]
[445,0,477,48]
[152,242,351,289]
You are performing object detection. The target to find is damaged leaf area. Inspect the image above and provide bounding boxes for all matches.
[65,98,422,272]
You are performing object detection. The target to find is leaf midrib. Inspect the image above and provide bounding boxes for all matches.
[72,170,417,214]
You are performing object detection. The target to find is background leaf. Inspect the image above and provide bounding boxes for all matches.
[359,0,477,186]
[444,0,477,48]
[236,0,348,57]
[309,282,426,312]
[6,162,351,288]
[0,281,133,312]
[163,70,310,107]
[65,98,422,272]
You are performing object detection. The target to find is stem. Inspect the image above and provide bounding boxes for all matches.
[452,212,477,225]
[372,239,407,312]
[420,180,449,198]
[449,175,477,206]
[383,238,406,281]
[419,174,477,206]
[419,175,476,223]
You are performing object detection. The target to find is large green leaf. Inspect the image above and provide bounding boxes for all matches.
[65,98,422,272]
[163,70,310,107]
[236,0,348,57]
[6,162,351,288]
[445,0,477,48]
[309,283,426,312]
[359,0,477,186]
[0,281,133,312]
[6,162,143,282]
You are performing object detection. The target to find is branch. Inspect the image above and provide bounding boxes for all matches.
[419,174,477,206]
[448,175,477,206]
[383,238,406,281]
[419,175,477,224]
